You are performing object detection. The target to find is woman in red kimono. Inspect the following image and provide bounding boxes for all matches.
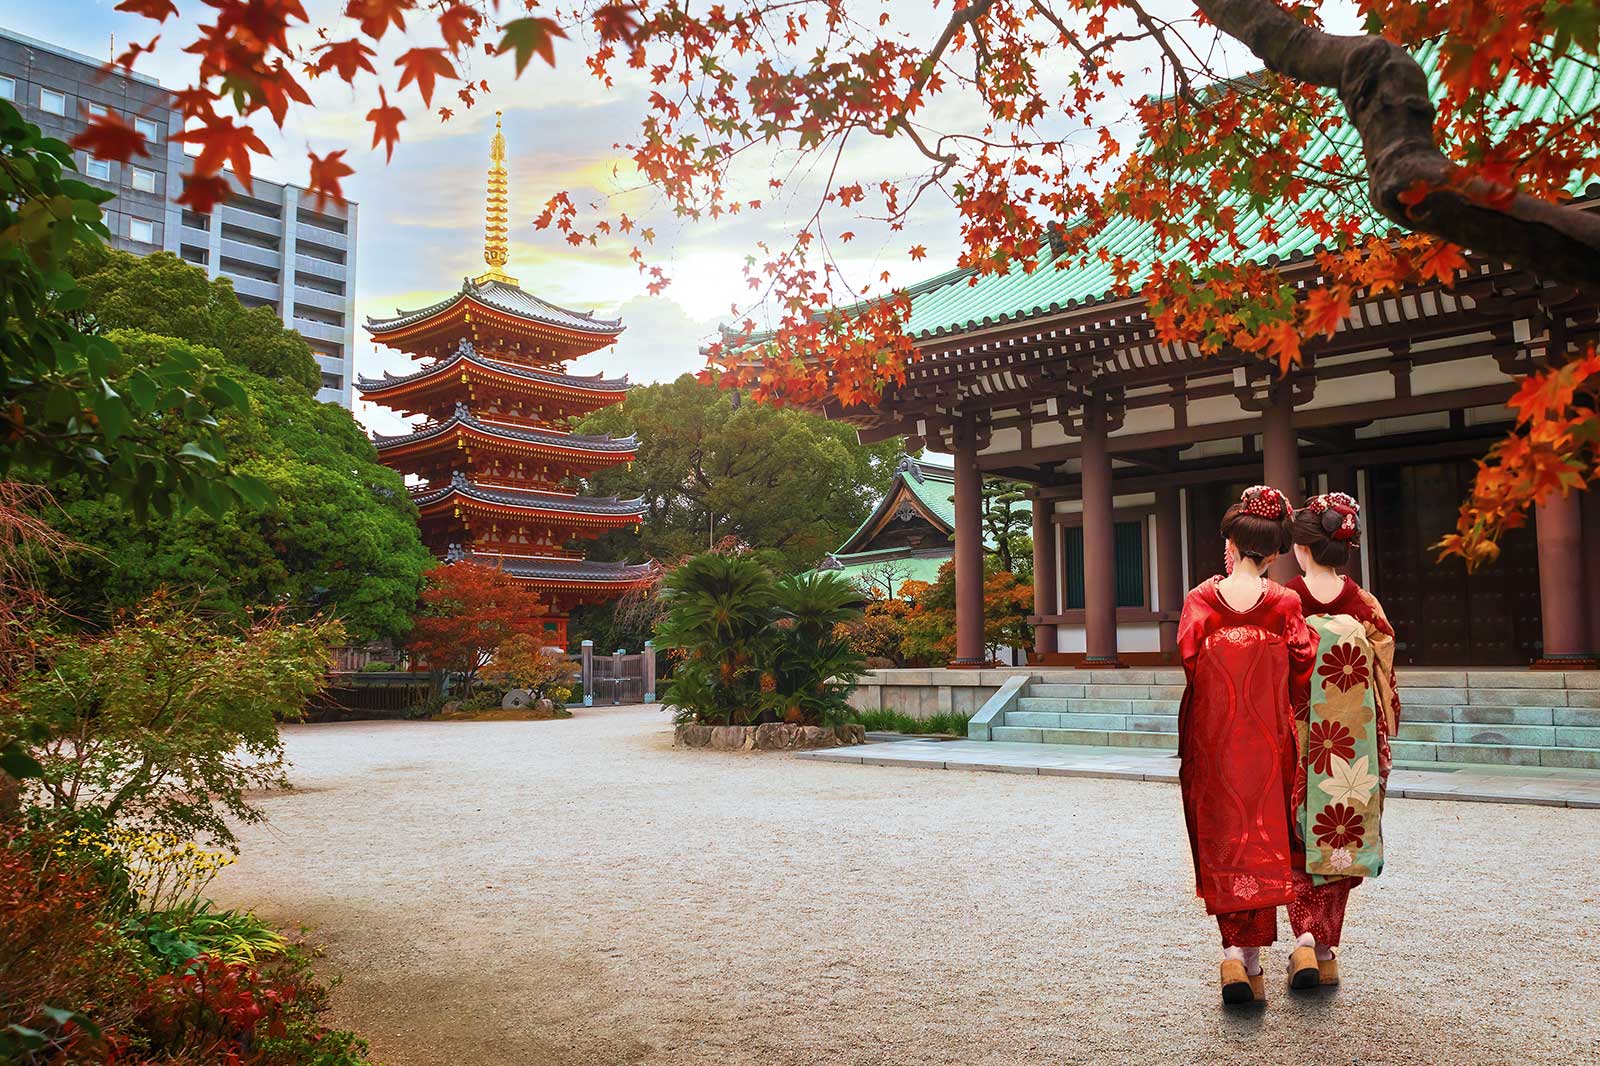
[1178,485,1317,1005]
[1283,493,1401,989]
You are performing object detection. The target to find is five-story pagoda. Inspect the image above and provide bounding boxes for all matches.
[358,114,655,647]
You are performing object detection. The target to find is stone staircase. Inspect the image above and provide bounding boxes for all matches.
[977,668,1600,770]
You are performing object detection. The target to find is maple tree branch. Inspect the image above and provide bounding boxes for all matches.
[1192,0,1600,290]
[1120,0,1197,102]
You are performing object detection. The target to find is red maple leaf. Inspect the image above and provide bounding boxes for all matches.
[437,4,481,54]
[175,171,232,214]
[113,0,178,21]
[394,47,457,107]
[594,3,643,45]
[366,87,405,162]
[69,111,148,163]
[311,39,378,82]
[345,0,411,41]
[174,115,270,191]
[908,244,927,260]
[307,149,354,209]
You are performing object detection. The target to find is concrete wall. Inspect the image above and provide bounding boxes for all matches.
[848,667,1037,719]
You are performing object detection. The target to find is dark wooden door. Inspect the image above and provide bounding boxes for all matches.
[1366,461,1542,666]
[1186,475,1312,588]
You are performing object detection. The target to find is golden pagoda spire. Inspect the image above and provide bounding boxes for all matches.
[476,111,517,286]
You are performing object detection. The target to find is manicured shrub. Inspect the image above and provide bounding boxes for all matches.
[656,554,866,726]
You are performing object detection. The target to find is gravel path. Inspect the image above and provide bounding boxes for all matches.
[211,705,1600,1066]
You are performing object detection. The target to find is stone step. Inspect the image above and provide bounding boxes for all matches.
[1015,696,1182,717]
[1003,709,1177,733]
[1388,739,1600,771]
[991,725,1179,750]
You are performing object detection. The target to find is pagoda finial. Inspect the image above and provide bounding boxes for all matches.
[476,110,517,286]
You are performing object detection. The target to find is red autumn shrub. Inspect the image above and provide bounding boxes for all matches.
[0,828,135,1060]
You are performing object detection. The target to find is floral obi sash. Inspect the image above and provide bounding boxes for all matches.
[1299,613,1385,882]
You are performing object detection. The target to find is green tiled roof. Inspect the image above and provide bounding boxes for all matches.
[817,548,951,590]
[899,41,1600,340]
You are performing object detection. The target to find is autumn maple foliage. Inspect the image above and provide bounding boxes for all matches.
[407,562,550,692]
[77,0,1600,560]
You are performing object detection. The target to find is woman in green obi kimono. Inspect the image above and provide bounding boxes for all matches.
[1284,492,1401,990]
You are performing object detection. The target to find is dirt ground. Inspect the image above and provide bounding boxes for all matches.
[211,705,1600,1066]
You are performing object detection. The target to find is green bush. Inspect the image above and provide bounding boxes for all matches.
[7,598,341,849]
[845,709,972,735]
[656,554,866,726]
[122,900,291,971]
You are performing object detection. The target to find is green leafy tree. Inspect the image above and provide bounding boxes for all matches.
[7,599,342,849]
[575,375,903,574]
[0,101,258,519]
[70,247,321,393]
[981,478,1033,577]
[38,256,431,641]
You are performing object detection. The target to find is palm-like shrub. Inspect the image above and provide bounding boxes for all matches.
[657,555,865,726]
[655,553,776,725]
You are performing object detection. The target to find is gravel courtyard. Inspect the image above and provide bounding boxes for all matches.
[211,705,1600,1066]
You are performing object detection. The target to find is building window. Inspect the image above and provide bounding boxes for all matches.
[320,372,343,392]
[84,102,112,118]
[134,116,160,143]
[181,210,211,230]
[0,77,16,101]
[85,156,111,180]
[131,166,157,193]
[40,89,67,116]
[1061,520,1148,610]
[128,218,155,245]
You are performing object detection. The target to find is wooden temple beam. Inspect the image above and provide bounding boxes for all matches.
[1034,425,1515,499]
[974,383,1516,473]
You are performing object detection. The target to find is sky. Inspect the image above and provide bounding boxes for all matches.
[0,0,1362,438]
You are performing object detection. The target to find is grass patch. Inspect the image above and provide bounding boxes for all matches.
[845,709,971,736]
[435,706,573,722]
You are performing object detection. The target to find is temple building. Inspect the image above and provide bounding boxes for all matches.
[817,456,958,594]
[358,114,655,646]
[806,52,1600,675]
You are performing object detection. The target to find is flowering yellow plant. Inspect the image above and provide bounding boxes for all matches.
[54,826,235,911]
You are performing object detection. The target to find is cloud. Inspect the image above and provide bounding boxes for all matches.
[574,294,720,386]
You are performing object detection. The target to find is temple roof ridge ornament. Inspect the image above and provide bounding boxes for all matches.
[476,111,516,286]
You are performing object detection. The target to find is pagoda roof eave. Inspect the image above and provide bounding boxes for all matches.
[447,549,659,587]
[356,341,631,399]
[414,476,647,520]
[367,277,625,339]
[372,406,639,459]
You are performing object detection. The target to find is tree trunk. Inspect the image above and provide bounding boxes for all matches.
[1193,0,1600,290]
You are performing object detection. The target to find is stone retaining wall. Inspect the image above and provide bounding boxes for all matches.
[674,723,867,751]
[847,667,1035,720]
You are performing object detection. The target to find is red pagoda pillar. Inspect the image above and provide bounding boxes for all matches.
[1155,484,1184,660]
[1584,489,1600,659]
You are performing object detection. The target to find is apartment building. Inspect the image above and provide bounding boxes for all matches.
[0,29,359,407]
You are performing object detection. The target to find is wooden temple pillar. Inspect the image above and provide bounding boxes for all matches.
[951,426,987,667]
[1535,490,1593,666]
[1261,384,1302,583]
[1584,489,1600,660]
[1081,403,1120,665]
[1155,485,1184,660]
[1031,492,1058,659]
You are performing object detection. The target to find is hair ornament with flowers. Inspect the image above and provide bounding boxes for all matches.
[1307,492,1361,542]
[1239,484,1292,521]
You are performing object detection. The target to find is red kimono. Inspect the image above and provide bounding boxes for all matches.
[1177,578,1317,928]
